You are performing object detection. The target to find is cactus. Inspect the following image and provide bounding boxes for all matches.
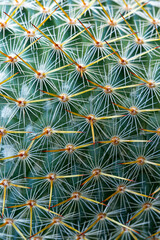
[0,0,160,239]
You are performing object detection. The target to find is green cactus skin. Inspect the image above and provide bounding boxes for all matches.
[0,0,160,239]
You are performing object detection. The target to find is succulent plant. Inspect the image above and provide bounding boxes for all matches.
[0,0,160,239]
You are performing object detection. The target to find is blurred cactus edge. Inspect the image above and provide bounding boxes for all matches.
[0,0,160,239]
